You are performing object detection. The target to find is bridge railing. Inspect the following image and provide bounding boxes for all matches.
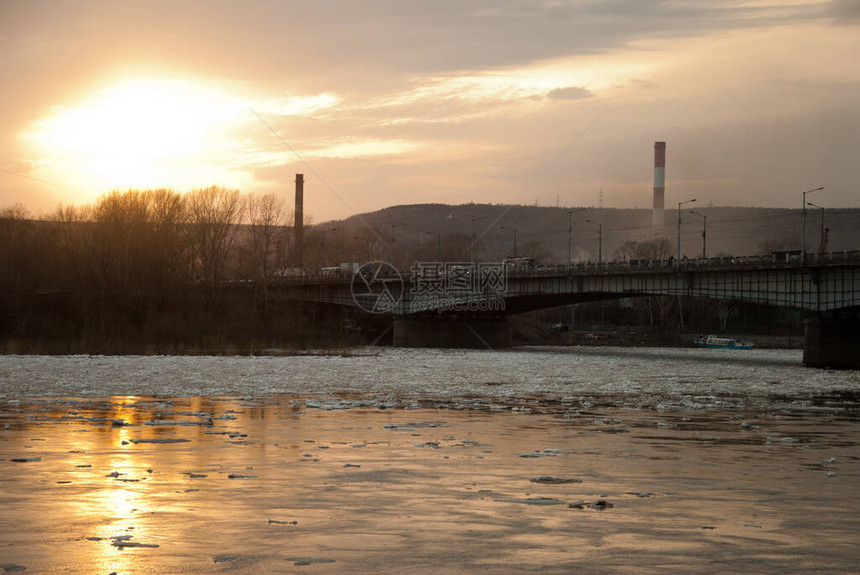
[503,249,860,277]
[254,249,860,286]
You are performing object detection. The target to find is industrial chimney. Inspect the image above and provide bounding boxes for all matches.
[652,141,666,228]
[295,173,304,273]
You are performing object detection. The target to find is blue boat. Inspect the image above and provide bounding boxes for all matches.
[695,335,754,350]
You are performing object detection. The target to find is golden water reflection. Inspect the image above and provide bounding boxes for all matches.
[0,396,857,573]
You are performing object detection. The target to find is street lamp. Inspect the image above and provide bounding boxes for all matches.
[801,187,823,264]
[568,208,586,270]
[689,211,707,259]
[500,226,517,257]
[807,202,825,254]
[470,215,488,263]
[586,219,602,264]
[425,231,442,261]
[677,198,696,265]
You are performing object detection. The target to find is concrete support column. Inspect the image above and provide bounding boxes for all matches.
[804,311,860,369]
[393,317,511,349]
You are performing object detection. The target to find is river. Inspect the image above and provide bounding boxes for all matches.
[0,347,857,573]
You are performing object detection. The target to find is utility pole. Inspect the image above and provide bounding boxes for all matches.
[586,219,602,264]
[677,198,696,266]
[801,187,823,265]
[807,202,825,254]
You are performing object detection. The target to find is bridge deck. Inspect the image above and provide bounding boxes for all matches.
[263,252,860,316]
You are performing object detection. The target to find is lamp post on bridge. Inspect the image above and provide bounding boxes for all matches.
[807,202,826,254]
[568,208,586,271]
[500,226,517,257]
[801,187,823,265]
[586,219,602,264]
[689,210,706,259]
[677,198,696,266]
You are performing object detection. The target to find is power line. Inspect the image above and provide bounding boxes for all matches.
[0,166,81,193]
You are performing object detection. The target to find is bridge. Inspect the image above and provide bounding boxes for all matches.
[265,251,860,368]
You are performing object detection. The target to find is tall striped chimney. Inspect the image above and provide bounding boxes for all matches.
[652,141,666,228]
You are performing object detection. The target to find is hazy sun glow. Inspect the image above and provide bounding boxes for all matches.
[24,78,251,194]
[21,77,424,202]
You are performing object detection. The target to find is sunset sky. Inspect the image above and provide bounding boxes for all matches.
[1,0,858,221]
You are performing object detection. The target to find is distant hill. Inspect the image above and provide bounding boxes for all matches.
[309,203,860,267]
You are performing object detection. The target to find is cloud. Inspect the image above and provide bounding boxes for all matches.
[547,86,593,100]
[296,138,423,160]
[251,93,341,117]
[827,0,860,19]
[1,0,858,218]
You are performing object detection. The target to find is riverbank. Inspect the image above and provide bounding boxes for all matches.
[1,327,805,356]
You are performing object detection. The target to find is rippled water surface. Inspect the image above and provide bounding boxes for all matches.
[0,348,858,573]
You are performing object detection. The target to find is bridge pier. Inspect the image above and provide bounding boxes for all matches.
[393,317,511,349]
[804,311,860,369]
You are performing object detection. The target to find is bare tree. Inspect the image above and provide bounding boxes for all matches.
[613,237,673,262]
[185,186,243,294]
[51,203,93,289]
[144,189,188,296]
[244,192,293,318]
[612,240,639,263]
[635,237,674,260]
[0,203,29,220]
[90,190,154,295]
[246,192,291,282]
[0,204,35,290]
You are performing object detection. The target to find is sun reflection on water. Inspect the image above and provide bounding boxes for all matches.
[2,393,857,573]
[58,396,164,573]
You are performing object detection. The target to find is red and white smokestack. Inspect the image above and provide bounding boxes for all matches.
[652,141,666,227]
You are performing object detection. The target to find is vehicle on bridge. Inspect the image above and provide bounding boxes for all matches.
[505,257,536,271]
[321,263,362,278]
[695,335,754,350]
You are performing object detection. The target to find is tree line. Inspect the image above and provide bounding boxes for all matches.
[0,187,376,353]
